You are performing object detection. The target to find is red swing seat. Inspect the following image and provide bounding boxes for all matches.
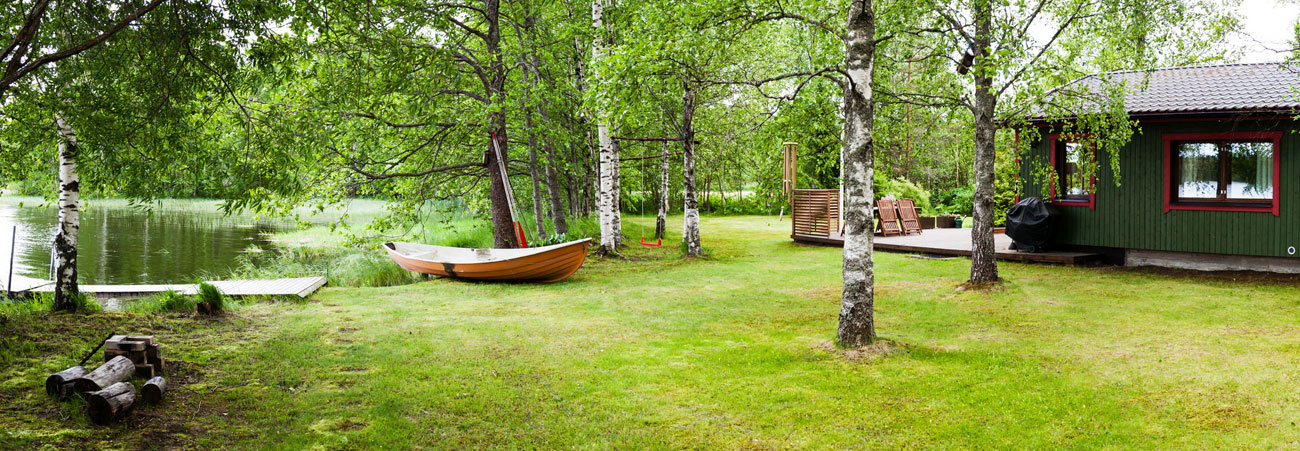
[640,237,662,247]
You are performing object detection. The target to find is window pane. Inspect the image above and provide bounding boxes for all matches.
[1060,142,1092,196]
[1226,142,1272,200]
[1177,143,1219,199]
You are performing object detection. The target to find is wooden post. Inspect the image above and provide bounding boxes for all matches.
[45,366,88,398]
[73,356,134,393]
[142,376,167,404]
[87,381,136,424]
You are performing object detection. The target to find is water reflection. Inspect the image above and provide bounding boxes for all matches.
[0,202,284,285]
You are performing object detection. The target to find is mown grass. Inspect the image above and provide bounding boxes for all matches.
[4,215,1300,449]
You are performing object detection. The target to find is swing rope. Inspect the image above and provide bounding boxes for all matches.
[639,157,661,247]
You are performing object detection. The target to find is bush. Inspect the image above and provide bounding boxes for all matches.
[197,282,225,313]
[873,175,932,212]
[129,290,194,313]
[933,187,974,216]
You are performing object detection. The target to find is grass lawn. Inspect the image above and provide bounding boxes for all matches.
[4,215,1300,449]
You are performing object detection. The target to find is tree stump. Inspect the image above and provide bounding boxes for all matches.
[142,377,167,405]
[73,356,134,393]
[87,381,136,425]
[45,366,88,398]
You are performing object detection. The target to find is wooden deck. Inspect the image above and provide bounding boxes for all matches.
[3,275,327,298]
[792,228,1105,265]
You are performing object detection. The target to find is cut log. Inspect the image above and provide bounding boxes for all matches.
[126,335,154,345]
[145,343,161,362]
[104,349,126,362]
[142,377,167,405]
[74,356,135,393]
[45,366,88,398]
[87,382,136,425]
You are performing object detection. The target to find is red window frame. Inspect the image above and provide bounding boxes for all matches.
[1047,133,1096,210]
[1162,132,1281,216]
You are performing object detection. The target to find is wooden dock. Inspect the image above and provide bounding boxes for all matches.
[793,228,1106,265]
[3,275,327,298]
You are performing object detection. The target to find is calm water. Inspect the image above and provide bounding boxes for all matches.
[0,202,285,286]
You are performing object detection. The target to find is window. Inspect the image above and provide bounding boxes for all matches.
[1163,132,1281,216]
[1048,134,1095,209]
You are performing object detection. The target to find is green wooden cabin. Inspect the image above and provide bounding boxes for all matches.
[1018,63,1300,271]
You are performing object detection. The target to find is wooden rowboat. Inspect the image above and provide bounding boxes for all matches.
[382,239,591,283]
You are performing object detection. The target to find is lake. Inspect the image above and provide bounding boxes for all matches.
[0,200,286,287]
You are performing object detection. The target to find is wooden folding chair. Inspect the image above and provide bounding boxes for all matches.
[876,199,902,236]
[897,199,923,235]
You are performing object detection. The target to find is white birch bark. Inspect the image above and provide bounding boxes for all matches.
[836,0,877,347]
[969,0,1000,284]
[681,85,702,256]
[592,0,618,254]
[52,118,81,311]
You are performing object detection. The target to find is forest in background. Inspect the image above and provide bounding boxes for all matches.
[0,0,1249,239]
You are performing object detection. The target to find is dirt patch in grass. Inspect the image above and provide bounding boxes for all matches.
[1135,385,1269,432]
[813,339,909,363]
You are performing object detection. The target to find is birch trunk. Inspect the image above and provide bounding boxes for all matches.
[592,0,618,254]
[544,129,569,235]
[522,14,548,239]
[969,0,1000,284]
[524,91,547,239]
[836,0,877,348]
[681,85,702,256]
[656,141,670,240]
[52,118,80,311]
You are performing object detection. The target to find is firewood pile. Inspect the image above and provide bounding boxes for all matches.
[103,335,166,378]
[44,334,169,425]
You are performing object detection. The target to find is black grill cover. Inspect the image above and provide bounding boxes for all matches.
[1005,197,1054,252]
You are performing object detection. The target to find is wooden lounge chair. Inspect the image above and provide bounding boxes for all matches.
[897,198,923,235]
[876,199,902,236]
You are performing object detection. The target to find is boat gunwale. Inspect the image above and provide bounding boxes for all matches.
[383,238,591,266]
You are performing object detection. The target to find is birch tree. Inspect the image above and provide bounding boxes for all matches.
[51,119,80,310]
[592,0,621,255]
[836,0,879,347]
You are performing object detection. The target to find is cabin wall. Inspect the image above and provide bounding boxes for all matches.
[1018,118,1300,259]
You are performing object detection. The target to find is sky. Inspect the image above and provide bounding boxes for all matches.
[1235,0,1300,62]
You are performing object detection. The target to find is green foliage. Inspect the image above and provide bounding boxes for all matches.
[329,254,416,288]
[0,293,54,318]
[932,188,974,216]
[197,283,225,313]
[129,290,194,313]
[873,174,932,212]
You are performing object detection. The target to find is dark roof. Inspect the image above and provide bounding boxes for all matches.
[1065,63,1300,116]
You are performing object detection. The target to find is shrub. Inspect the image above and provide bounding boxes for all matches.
[933,187,974,216]
[874,175,932,212]
[197,282,225,313]
[128,290,194,313]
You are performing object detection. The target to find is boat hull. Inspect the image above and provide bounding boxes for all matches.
[383,239,591,283]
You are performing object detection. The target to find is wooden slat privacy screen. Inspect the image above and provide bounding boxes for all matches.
[792,189,840,237]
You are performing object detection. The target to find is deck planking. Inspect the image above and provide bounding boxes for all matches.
[793,228,1105,265]
[3,275,327,298]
